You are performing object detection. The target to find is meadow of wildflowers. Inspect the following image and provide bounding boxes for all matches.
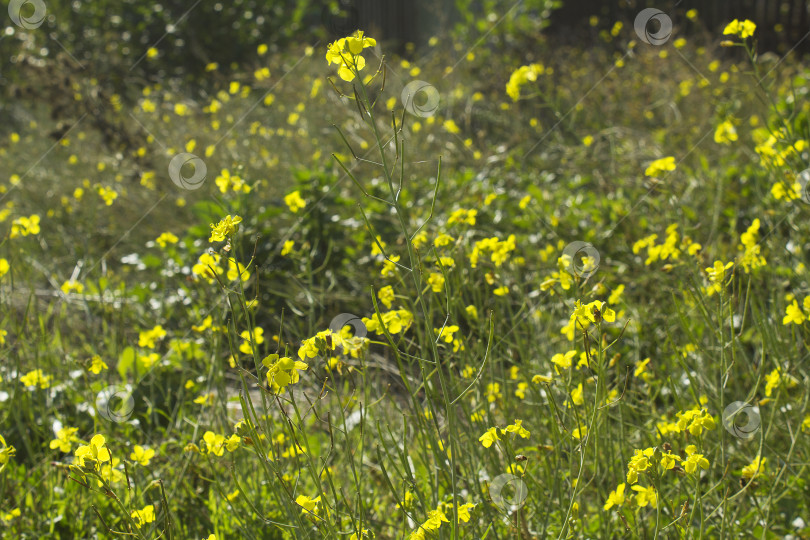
[1,2,810,538]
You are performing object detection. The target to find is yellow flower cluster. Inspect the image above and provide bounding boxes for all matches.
[738,219,766,273]
[191,253,250,283]
[434,324,463,352]
[446,208,477,226]
[764,368,798,397]
[723,19,756,39]
[10,214,40,238]
[644,156,676,178]
[326,31,377,82]
[705,260,733,296]
[561,300,616,341]
[468,234,516,268]
[215,169,250,194]
[263,354,308,393]
[409,501,475,539]
[506,63,546,101]
[783,294,810,325]
[209,215,242,242]
[632,224,701,266]
[478,420,530,448]
[362,309,414,336]
[0,434,16,473]
[138,325,166,349]
[20,369,52,389]
[741,455,766,480]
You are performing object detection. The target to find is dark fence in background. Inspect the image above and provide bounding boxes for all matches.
[343,0,810,54]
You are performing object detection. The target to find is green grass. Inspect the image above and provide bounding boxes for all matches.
[1,14,810,540]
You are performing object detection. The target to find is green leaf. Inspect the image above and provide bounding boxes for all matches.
[118,347,136,379]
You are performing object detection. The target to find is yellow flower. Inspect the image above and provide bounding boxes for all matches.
[764,368,798,397]
[130,445,155,466]
[0,258,9,278]
[296,494,321,516]
[783,300,805,325]
[74,434,111,468]
[131,505,155,528]
[627,448,654,483]
[326,31,376,82]
[263,354,308,393]
[644,156,676,177]
[631,485,658,508]
[723,19,756,39]
[427,272,445,292]
[705,260,733,296]
[209,215,242,242]
[96,186,117,205]
[551,350,577,373]
[485,382,502,402]
[226,258,250,282]
[660,451,681,470]
[20,369,52,389]
[434,325,459,344]
[239,327,265,355]
[88,355,108,374]
[49,427,80,453]
[741,455,766,480]
[569,383,584,406]
[281,240,295,256]
[683,445,710,474]
[603,483,626,510]
[478,427,501,448]
[378,285,395,308]
[434,233,454,247]
[284,190,306,213]
[714,119,738,144]
[203,431,225,456]
[214,169,250,194]
[10,215,41,238]
[156,232,179,248]
[0,435,15,472]
[61,280,85,294]
[138,325,167,349]
[504,419,530,438]
[506,63,545,101]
